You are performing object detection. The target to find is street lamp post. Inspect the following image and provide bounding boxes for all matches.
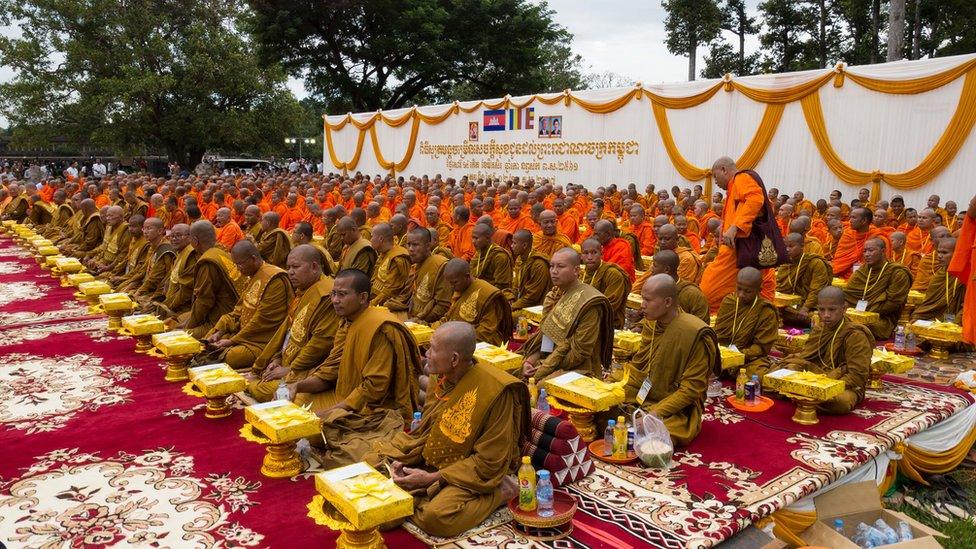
[284,137,317,159]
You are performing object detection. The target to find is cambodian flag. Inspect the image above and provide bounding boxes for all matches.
[483,110,506,131]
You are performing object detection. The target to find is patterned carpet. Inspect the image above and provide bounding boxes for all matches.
[2,236,975,548]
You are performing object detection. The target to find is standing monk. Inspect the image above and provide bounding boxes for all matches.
[699,157,776,313]
[948,194,976,344]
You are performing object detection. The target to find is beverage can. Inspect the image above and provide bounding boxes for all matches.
[744,381,756,403]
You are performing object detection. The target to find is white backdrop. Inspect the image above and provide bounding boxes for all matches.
[324,54,976,206]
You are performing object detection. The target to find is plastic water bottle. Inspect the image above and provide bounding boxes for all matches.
[906,330,916,352]
[853,522,886,548]
[604,420,616,456]
[898,520,913,541]
[751,374,761,401]
[410,411,422,433]
[274,381,290,401]
[834,518,844,535]
[535,470,554,517]
[537,388,550,414]
[873,519,898,544]
[894,325,906,351]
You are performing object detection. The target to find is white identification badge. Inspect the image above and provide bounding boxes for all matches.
[945,313,956,323]
[855,300,869,312]
[728,344,740,353]
[541,334,555,353]
[636,377,652,405]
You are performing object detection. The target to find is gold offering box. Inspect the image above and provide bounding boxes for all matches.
[871,349,915,374]
[188,363,247,396]
[845,309,879,327]
[97,292,134,312]
[907,290,925,307]
[720,346,746,370]
[121,314,165,336]
[613,330,642,354]
[763,369,845,401]
[521,305,544,324]
[244,400,321,443]
[29,237,53,248]
[67,272,96,286]
[832,277,848,289]
[776,330,810,354]
[315,462,414,530]
[78,281,112,297]
[774,292,802,308]
[910,320,963,343]
[54,257,84,273]
[36,245,59,256]
[45,255,65,268]
[626,293,642,310]
[404,322,433,346]
[544,371,625,410]
[151,330,203,356]
[473,342,522,373]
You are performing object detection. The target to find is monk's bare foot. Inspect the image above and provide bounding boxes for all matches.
[500,474,518,501]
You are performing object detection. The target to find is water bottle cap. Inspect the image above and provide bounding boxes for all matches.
[834,518,843,526]
[413,411,421,419]
[607,419,616,426]
[522,456,531,464]
[538,470,550,478]
[539,388,546,395]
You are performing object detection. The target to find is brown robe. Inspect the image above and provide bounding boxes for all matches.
[436,278,512,347]
[911,267,966,323]
[409,254,452,323]
[843,261,912,339]
[156,246,198,318]
[340,238,378,278]
[713,295,779,376]
[776,253,831,311]
[677,279,711,324]
[185,246,242,339]
[257,228,292,269]
[511,251,551,310]
[132,241,175,303]
[582,261,632,329]
[470,244,514,296]
[370,246,412,311]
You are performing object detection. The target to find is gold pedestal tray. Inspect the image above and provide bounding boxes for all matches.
[117,328,156,353]
[147,349,197,382]
[784,392,823,425]
[307,496,387,549]
[925,336,954,360]
[262,440,302,478]
[868,360,885,390]
[203,394,233,419]
[547,397,600,442]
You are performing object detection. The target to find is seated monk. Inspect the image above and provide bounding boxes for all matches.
[291,221,336,275]
[832,208,890,279]
[405,228,452,324]
[434,258,513,347]
[889,231,921,274]
[842,237,912,340]
[373,322,527,538]
[911,226,950,292]
[178,220,243,339]
[28,194,54,227]
[469,222,513,296]
[713,267,779,377]
[287,269,421,455]
[125,218,175,304]
[657,223,702,283]
[533,209,573,258]
[642,250,710,324]
[148,224,198,319]
[779,286,874,414]
[336,215,378,277]
[615,274,719,446]
[580,238,631,329]
[594,219,636,281]
[776,233,830,326]
[40,190,73,239]
[368,223,411,316]
[520,247,613,381]
[243,204,263,240]
[789,216,824,256]
[247,245,340,402]
[105,215,151,289]
[912,237,965,323]
[510,229,552,310]
[256,211,292,268]
[700,217,722,268]
[82,205,124,270]
[1,183,28,222]
[214,207,245,251]
[195,240,293,370]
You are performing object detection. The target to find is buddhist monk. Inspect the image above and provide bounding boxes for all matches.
[434,258,512,346]
[510,229,552,310]
[470,222,513,295]
[215,207,245,251]
[28,194,54,227]
[498,198,534,234]
[912,237,964,323]
[81,205,121,268]
[580,238,632,329]
[911,226,950,292]
[128,218,175,306]
[627,204,656,255]
[520,247,613,380]
[657,223,702,283]
[842,237,912,340]
[533,209,573,258]
[713,267,778,377]
[776,233,831,326]
[256,211,292,268]
[699,157,776,313]
[647,250,710,324]
[368,223,411,315]
[40,190,73,238]
[247,245,340,402]
[594,219,635,281]
[288,268,421,434]
[889,231,921,274]
[426,205,451,246]
[447,205,475,261]
[151,224,198,320]
[553,198,580,243]
[243,204,263,240]
[779,286,874,414]
[196,240,293,370]
[105,215,150,288]
[618,274,719,446]
[336,215,378,277]
[291,221,336,275]
[948,194,976,343]
[832,208,890,278]
[375,322,526,537]
[1,183,28,221]
[179,220,242,339]
[405,228,452,324]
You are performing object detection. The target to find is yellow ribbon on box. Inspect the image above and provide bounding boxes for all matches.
[345,475,395,505]
[266,407,317,428]
[195,368,242,384]
[928,320,962,332]
[786,371,829,384]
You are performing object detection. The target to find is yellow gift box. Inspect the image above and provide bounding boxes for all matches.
[774,292,802,308]
[98,293,134,312]
[404,322,433,346]
[29,237,52,248]
[626,293,642,310]
[244,400,321,444]
[67,272,96,286]
[78,281,113,297]
[121,314,165,336]
[45,255,65,268]
[763,369,845,401]
[613,330,642,354]
[871,349,915,374]
[907,290,925,307]
[2,220,16,228]
[776,329,810,354]
[543,371,625,410]
[188,363,247,397]
[720,346,746,370]
[151,330,203,356]
[315,462,414,530]
[709,314,717,328]
[473,342,522,373]
[910,320,963,343]
[845,308,879,327]
[521,305,544,324]
[54,257,84,273]
[36,245,59,256]
[832,277,848,289]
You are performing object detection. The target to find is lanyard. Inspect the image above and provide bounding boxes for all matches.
[472,244,495,277]
[817,319,844,371]
[946,272,959,307]
[862,263,888,299]
[789,254,806,289]
[731,295,759,342]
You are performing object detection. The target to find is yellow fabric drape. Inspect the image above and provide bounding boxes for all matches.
[897,426,976,485]
[324,122,367,171]
[801,68,976,190]
[647,82,724,110]
[846,58,976,94]
[369,116,421,173]
[732,71,836,104]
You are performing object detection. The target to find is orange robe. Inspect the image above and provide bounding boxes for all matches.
[216,221,245,251]
[95,193,111,209]
[629,222,656,255]
[498,214,535,234]
[603,238,635,281]
[281,207,305,231]
[699,172,776,313]
[683,231,701,253]
[448,221,475,261]
[905,226,927,253]
[698,211,718,239]
[831,227,890,279]
[948,215,976,343]
[201,201,218,221]
[557,213,580,243]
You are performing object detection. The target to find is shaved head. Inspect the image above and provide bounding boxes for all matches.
[651,249,679,278]
[443,258,470,278]
[552,247,581,267]
[644,273,678,300]
[818,285,846,306]
[189,220,216,247]
[737,266,762,287]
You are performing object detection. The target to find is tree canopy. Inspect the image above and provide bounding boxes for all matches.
[0,0,302,167]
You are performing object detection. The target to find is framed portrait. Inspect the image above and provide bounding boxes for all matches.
[468,121,479,142]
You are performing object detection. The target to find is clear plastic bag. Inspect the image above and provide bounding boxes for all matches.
[632,409,673,469]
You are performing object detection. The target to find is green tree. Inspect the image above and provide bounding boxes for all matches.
[720,0,759,72]
[663,0,723,81]
[701,40,760,78]
[0,0,302,168]
[758,0,843,72]
[247,0,584,114]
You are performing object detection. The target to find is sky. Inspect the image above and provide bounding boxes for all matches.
[0,1,762,126]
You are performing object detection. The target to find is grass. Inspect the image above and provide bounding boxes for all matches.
[893,469,976,548]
